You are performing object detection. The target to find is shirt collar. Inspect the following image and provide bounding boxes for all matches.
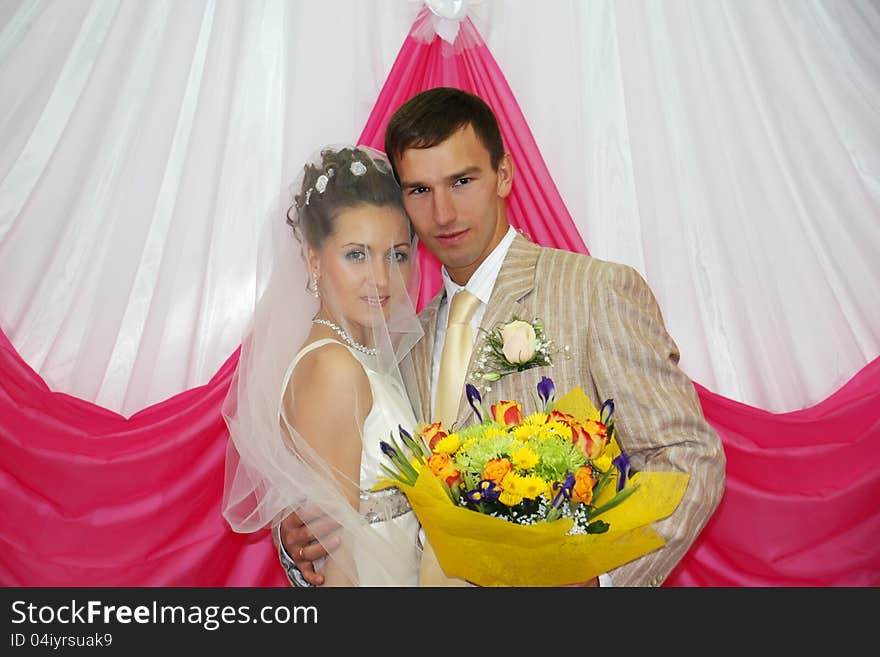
[440,225,517,305]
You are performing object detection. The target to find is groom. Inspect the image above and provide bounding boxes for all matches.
[278,87,726,587]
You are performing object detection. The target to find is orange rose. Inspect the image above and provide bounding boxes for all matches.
[572,466,596,504]
[491,400,523,427]
[482,458,513,485]
[427,453,460,487]
[427,453,451,475]
[419,422,448,452]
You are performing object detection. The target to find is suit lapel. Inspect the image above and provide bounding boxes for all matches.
[456,233,541,426]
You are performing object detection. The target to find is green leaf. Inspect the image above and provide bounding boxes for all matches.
[400,429,428,463]
[591,467,615,499]
[379,463,412,487]
[586,520,610,534]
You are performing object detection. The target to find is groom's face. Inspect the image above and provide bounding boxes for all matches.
[396,124,512,286]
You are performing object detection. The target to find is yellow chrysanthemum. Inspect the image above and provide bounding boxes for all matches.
[433,433,461,455]
[522,412,549,427]
[498,490,523,506]
[511,445,539,471]
[482,426,508,440]
[516,474,548,500]
[500,470,521,488]
[539,421,572,441]
[501,471,546,500]
[511,424,538,441]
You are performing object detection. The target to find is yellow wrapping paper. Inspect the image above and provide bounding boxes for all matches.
[378,385,690,586]
[400,467,688,586]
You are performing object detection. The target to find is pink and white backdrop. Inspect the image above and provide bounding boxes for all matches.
[1,0,877,586]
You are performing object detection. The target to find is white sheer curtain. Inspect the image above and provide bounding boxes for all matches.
[1,0,877,417]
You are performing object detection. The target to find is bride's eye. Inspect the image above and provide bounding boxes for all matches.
[345,249,366,262]
[389,250,410,263]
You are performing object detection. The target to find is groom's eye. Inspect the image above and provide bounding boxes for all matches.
[453,177,472,187]
[408,186,428,196]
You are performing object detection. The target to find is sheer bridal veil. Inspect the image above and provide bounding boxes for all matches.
[221,145,424,585]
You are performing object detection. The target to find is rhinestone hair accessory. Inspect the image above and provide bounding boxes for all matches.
[304,167,334,206]
[300,147,380,207]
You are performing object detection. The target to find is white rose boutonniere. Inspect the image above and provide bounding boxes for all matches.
[500,320,537,363]
[472,316,558,383]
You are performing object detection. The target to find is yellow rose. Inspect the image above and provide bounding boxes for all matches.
[501,320,538,363]
[419,422,448,451]
[582,420,608,457]
[592,453,612,473]
[571,420,608,459]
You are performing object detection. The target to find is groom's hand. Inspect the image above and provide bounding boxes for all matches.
[280,505,342,587]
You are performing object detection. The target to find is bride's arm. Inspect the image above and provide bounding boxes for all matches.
[282,343,372,587]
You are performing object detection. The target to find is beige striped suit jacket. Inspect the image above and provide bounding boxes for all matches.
[406,233,726,587]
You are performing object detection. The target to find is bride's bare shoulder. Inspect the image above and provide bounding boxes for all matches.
[287,340,371,408]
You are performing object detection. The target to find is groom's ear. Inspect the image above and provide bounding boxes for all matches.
[496,152,514,199]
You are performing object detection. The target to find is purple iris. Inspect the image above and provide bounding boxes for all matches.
[465,480,500,504]
[398,425,412,441]
[600,399,615,425]
[466,383,483,422]
[380,441,398,459]
[551,471,575,508]
[612,450,631,492]
[537,376,555,407]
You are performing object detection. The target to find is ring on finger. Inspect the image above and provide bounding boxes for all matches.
[297,545,305,561]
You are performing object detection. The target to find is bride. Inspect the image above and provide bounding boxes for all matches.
[221,145,423,586]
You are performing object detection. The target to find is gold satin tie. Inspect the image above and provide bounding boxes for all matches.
[434,290,481,429]
[421,291,480,587]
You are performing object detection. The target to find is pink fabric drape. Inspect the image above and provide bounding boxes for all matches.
[1,9,877,587]
[668,363,880,586]
[0,331,286,586]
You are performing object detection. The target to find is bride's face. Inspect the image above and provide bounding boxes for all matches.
[309,203,413,341]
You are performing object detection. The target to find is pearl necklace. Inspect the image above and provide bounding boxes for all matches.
[311,319,378,356]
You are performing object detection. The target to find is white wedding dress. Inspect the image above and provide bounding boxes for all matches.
[279,338,421,586]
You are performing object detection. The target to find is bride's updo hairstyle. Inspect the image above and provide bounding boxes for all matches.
[287,146,406,250]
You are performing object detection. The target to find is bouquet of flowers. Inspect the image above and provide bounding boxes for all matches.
[377,377,689,586]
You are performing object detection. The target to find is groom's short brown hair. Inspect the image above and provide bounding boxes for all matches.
[384,87,505,180]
